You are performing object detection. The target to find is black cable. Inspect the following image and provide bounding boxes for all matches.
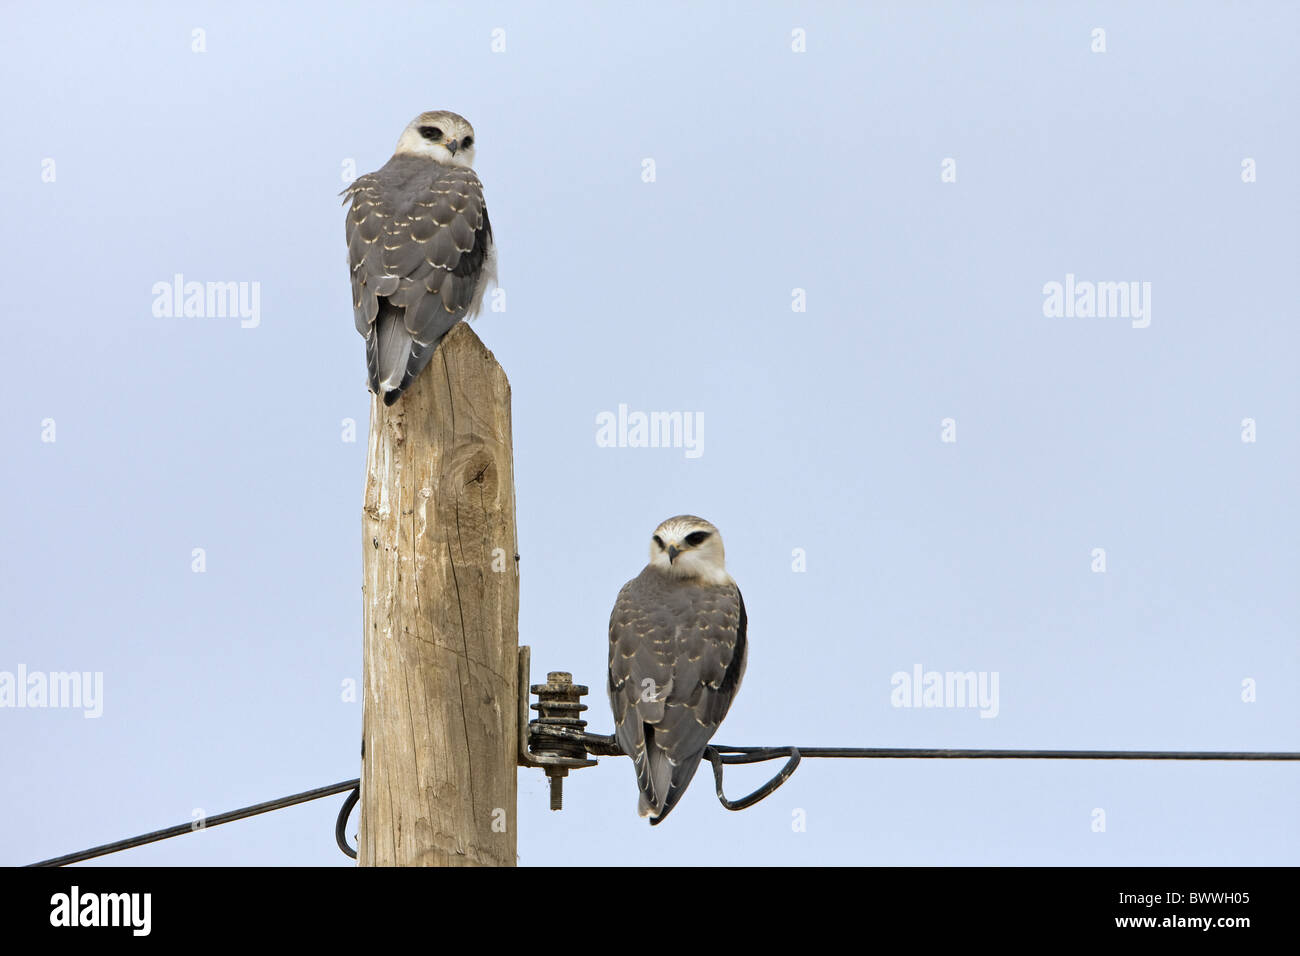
[700,745,1300,809]
[28,738,1300,865]
[28,779,360,867]
[710,746,1300,761]
[531,726,1300,762]
[335,786,361,859]
[529,725,1300,813]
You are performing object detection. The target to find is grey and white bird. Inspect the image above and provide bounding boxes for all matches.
[608,516,747,824]
[343,110,497,405]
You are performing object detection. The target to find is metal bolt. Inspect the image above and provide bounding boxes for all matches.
[529,671,595,811]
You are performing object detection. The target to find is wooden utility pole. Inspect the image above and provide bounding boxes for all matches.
[359,323,518,866]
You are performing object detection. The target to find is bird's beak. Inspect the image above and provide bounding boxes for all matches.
[667,545,681,563]
[445,139,459,155]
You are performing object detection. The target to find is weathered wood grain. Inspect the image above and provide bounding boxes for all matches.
[360,322,518,866]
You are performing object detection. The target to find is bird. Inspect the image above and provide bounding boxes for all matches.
[607,515,747,824]
[343,110,497,405]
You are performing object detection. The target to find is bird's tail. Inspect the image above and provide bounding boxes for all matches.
[372,303,414,402]
[369,299,459,406]
[639,728,708,826]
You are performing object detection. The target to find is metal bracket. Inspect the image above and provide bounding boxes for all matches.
[518,647,597,810]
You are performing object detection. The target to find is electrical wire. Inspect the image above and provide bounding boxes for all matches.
[27,737,1299,865]
[711,745,1300,761]
[528,725,1300,816]
[700,744,1300,812]
[28,779,360,867]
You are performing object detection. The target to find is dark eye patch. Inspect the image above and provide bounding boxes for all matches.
[461,135,474,148]
[653,535,665,549]
[684,531,711,547]
[418,126,442,141]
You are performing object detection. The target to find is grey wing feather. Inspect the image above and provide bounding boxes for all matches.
[608,569,747,824]
[343,156,494,404]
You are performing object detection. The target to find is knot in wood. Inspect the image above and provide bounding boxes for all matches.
[458,448,498,497]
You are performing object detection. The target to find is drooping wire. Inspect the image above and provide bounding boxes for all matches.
[28,779,360,867]
[335,785,360,859]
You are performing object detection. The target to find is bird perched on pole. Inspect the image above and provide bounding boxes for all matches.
[343,110,497,405]
[608,516,748,824]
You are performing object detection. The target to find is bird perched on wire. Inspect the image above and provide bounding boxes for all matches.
[608,516,747,824]
[343,110,497,405]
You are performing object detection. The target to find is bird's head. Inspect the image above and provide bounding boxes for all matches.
[647,515,730,585]
[394,110,478,168]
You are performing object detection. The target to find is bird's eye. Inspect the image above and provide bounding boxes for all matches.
[653,535,665,550]
[419,126,442,141]
[461,136,474,148]
[684,531,711,547]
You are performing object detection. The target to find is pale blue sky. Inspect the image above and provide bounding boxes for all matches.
[1,1,1296,866]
